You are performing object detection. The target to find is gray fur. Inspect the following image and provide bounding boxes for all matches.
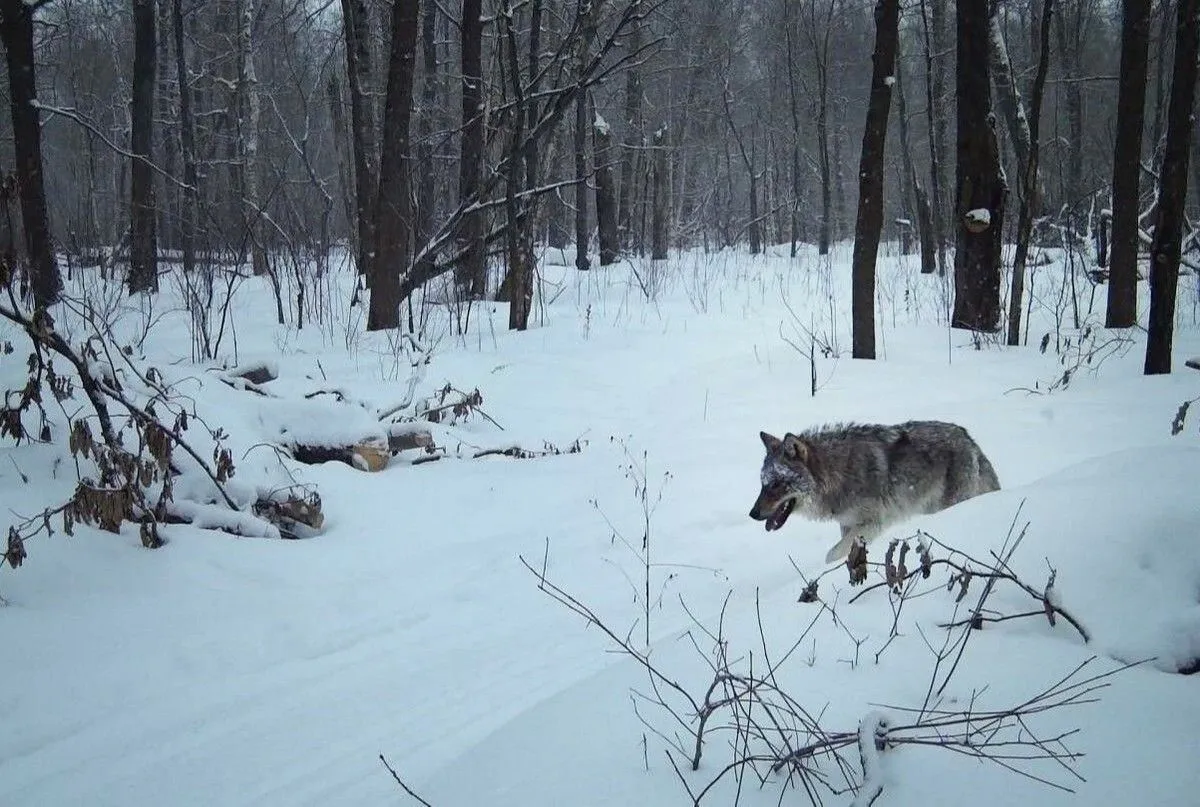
[748,421,1001,563]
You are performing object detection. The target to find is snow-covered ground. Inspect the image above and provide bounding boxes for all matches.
[2,243,1198,806]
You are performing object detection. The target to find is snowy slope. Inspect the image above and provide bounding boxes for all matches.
[1,244,1198,806]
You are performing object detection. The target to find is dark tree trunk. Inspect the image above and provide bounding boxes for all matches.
[340,0,378,281]
[784,1,802,257]
[0,0,60,307]
[952,0,1005,332]
[129,0,158,294]
[594,112,619,265]
[1107,0,1151,328]
[457,0,487,295]
[651,125,668,260]
[1007,0,1055,346]
[851,0,900,361]
[173,0,198,277]
[499,3,535,329]
[1144,0,1199,374]
[368,0,420,332]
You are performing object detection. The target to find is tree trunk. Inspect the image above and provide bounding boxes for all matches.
[930,0,951,262]
[0,0,60,308]
[1144,0,1199,374]
[1007,0,1055,346]
[339,0,378,281]
[952,0,1006,332]
[784,0,802,257]
[651,124,668,260]
[851,0,899,361]
[239,0,267,276]
[173,0,198,278]
[1107,0,1151,328]
[594,112,619,265]
[988,7,1039,204]
[499,2,535,329]
[129,0,158,294]
[457,0,487,295]
[368,0,420,332]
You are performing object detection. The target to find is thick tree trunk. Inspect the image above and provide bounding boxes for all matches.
[1055,2,1086,215]
[368,0,420,332]
[594,113,619,265]
[0,0,60,308]
[457,0,487,295]
[340,0,378,281]
[851,0,899,360]
[1144,0,1199,374]
[651,125,668,260]
[574,89,590,270]
[129,0,158,294]
[1107,0,1151,328]
[952,0,1006,332]
[1008,0,1055,346]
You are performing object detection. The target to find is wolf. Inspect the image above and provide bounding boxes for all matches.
[748,421,1000,563]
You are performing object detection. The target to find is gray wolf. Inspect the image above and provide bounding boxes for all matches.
[748,421,1000,563]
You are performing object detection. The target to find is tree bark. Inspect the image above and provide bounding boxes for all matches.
[0,0,60,308]
[952,0,1005,332]
[850,0,900,361]
[129,0,158,294]
[929,0,951,267]
[368,0,420,332]
[1106,0,1152,328]
[594,112,619,265]
[988,7,1040,205]
[651,124,668,260]
[1144,0,1199,374]
[339,0,378,281]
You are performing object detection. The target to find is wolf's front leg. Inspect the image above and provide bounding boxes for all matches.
[825,521,882,564]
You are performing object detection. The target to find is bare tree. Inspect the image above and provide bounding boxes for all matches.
[0,0,61,308]
[594,110,619,265]
[1106,0,1152,328]
[368,0,421,331]
[172,0,198,278]
[128,0,158,294]
[952,0,1005,332]
[1007,0,1055,346]
[1144,0,1199,374]
[850,0,900,360]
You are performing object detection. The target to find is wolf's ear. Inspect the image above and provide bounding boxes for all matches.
[782,434,809,463]
[760,431,782,452]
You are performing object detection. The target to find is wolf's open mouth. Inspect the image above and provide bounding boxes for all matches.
[765,499,795,531]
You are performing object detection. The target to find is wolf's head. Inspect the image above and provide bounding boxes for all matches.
[748,431,815,531]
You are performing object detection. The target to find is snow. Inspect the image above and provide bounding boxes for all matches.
[967,207,991,226]
[884,75,895,87]
[2,243,1200,806]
